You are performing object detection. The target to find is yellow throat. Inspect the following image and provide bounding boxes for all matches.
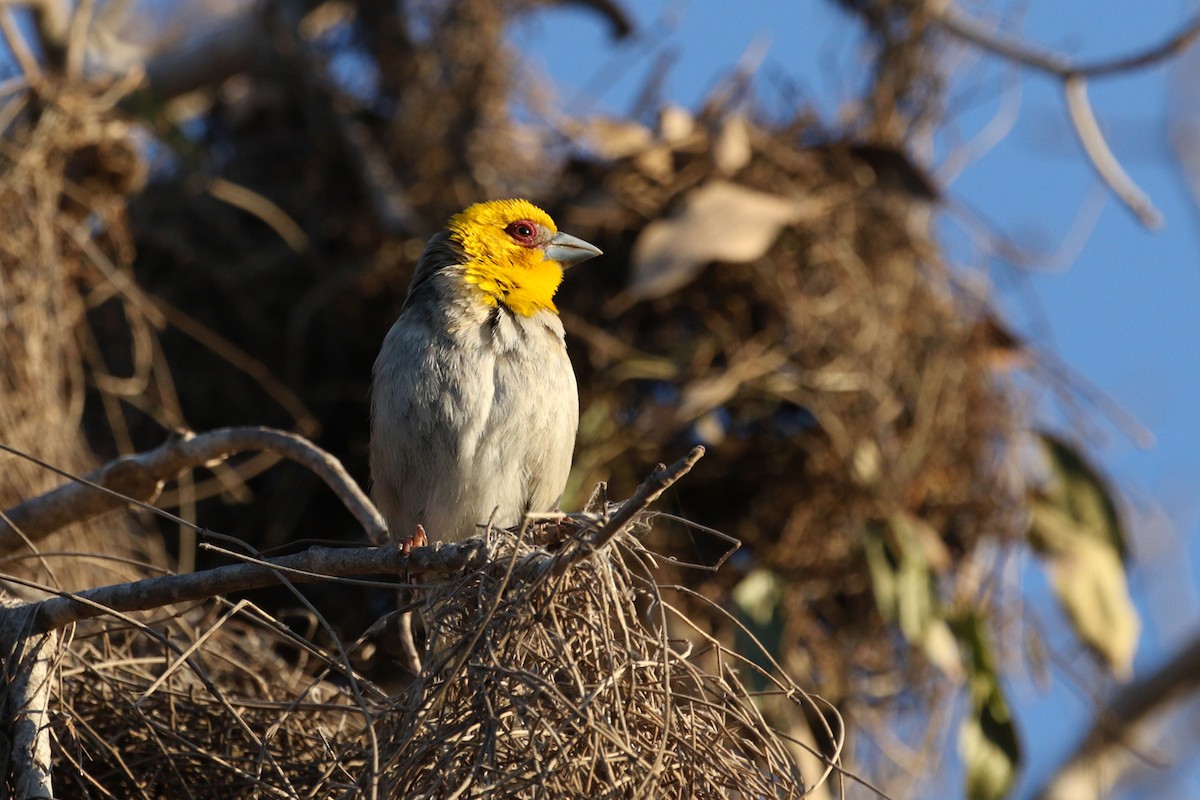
[448,199,565,317]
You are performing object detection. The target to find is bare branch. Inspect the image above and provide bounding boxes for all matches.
[8,447,703,635]
[0,600,56,799]
[0,427,386,554]
[1063,76,1163,229]
[928,2,1190,229]
[21,539,483,635]
[206,177,310,253]
[1036,632,1200,799]
[0,7,43,80]
[930,5,1200,79]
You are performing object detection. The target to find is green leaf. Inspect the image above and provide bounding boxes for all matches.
[960,701,1020,800]
[1028,434,1140,678]
[956,613,1021,800]
[864,515,939,643]
[732,569,782,629]
[1031,433,1126,559]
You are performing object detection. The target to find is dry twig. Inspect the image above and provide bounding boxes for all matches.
[928,2,1200,227]
[0,427,387,554]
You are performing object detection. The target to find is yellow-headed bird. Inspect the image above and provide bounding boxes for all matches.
[370,199,602,544]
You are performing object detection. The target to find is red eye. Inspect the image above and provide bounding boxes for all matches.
[505,219,538,245]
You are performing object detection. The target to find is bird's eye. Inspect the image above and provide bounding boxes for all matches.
[505,219,538,245]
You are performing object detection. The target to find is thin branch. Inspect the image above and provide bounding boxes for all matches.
[1035,631,1200,799]
[1063,75,1163,229]
[0,427,386,553]
[928,2,1189,229]
[207,177,310,254]
[930,5,1200,79]
[20,539,485,635]
[149,296,319,436]
[0,7,42,81]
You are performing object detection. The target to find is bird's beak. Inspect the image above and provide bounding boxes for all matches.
[545,231,602,267]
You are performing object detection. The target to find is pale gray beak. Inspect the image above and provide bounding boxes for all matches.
[544,230,602,267]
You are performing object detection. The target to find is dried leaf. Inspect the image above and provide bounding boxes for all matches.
[658,104,696,145]
[632,145,676,182]
[1028,433,1139,678]
[628,181,806,300]
[713,114,752,174]
[1047,534,1140,679]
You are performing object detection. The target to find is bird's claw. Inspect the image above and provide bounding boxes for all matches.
[400,524,427,583]
[401,523,428,557]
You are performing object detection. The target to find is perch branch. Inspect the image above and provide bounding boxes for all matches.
[16,539,485,635]
[8,448,708,633]
[0,427,387,554]
[928,3,1200,228]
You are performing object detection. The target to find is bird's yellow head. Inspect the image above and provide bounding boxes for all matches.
[448,199,602,316]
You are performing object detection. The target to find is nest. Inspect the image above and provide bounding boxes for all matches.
[26,513,836,799]
[383,523,829,798]
[48,605,374,798]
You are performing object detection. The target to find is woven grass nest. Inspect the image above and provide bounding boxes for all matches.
[7,458,839,799]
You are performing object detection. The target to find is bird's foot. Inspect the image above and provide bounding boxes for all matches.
[401,524,428,557]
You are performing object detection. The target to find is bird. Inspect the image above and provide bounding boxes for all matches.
[370,199,603,545]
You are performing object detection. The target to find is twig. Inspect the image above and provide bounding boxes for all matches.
[0,427,386,554]
[1035,631,1200,799]
[928,3,1196,229]
[148,295,320,436]
[930,5,1200,79]
[0,600,57,799]
[0,7,42,81]
[207,177,310,254]
[64,0,95,80]
[558,446,705,571]
[1063,75,1162,229]
[287,11,422,236]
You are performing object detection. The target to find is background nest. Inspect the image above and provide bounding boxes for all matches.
[556,129,1021,702]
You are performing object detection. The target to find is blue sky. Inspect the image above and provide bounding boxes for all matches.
[514,1,1200,797]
